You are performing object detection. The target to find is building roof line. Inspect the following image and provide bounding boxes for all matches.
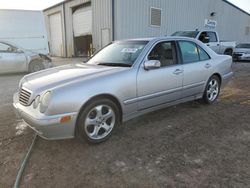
[43,0,72,11]
[222,0,250,17]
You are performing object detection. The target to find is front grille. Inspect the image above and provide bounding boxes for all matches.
[19,88,32,106]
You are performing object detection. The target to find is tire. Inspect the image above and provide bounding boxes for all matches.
[76,98,120,144]
[202,75,221,104]
[224,49,233,56]
[29,61,45,73]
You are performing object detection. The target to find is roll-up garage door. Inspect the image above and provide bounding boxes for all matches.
[49,13,63,56]
[73,6,92,37]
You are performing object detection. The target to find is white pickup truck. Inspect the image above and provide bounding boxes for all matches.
[172,30,236,56]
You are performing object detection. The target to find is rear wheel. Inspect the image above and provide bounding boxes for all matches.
[203,75,221,104]
[29,60,45,73]
[76,98,120,144]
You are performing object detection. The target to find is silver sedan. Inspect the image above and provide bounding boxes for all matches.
[0,41,52,74]
[233,43,250,61]
[13,37,233,144]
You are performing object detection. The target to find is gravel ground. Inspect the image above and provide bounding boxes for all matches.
[0,61,249,188]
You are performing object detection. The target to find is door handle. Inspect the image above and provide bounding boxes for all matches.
[207,44,210,47]
[173,69,183,75]
[217,44,220,46]
[205,63,212,69]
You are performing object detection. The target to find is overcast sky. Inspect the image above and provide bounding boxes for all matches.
[0,0,249,13]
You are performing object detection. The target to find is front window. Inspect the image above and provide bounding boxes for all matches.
[172,31,199,38]
[236,43,250,48]
[148,41,177,67]
[0,42,14,53]
[87,41,148,67]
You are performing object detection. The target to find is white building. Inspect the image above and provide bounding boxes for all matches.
[43,0,250,57]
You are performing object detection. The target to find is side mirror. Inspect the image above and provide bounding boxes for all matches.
[144,60,161,70]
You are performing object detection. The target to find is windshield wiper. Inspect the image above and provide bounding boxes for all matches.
[98,63,131,67]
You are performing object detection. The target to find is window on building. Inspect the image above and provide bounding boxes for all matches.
[245,26,250,36]
[179,41,200,64]
[148,41,177,67]
[150,7,162,27]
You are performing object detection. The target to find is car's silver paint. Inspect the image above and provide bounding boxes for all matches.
[0,41,52,74]
[13,37,233,140]
[234,45,250,61]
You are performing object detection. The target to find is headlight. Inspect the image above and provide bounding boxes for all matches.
[39,91,52,113]
[33,95,40,109]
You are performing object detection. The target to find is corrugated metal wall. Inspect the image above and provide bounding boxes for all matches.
[114,0,250,42]
[44,0,250,57]
[92,0,112,51]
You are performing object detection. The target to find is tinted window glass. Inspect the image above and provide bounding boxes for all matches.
[148,41,177,67]
[179,41,199,64]
[171,31,199,38]
[198,46,210,61]
[207,32,217,42]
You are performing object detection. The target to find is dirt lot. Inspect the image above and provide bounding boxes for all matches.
[0,61,250,188]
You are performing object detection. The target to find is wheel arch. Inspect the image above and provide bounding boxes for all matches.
[75,94,123,129]
[224,48,233,56]
[212,73,222,84]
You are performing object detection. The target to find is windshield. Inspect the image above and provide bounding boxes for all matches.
[171,31,199,38]
[236,43,250,49]
[87,41,148,67]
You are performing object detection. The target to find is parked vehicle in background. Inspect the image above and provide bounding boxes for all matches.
[0,9,49,55]
[0,41,52,74]
[233,43,250,62]
[13,37,233,144]
[172,30,236,56]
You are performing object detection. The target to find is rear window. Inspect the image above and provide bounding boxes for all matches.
[236,43,250,48]
[171,31,199,38]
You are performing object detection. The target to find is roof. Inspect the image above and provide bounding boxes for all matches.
[43,0,72,11]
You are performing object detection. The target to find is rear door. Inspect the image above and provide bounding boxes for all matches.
[178,41,212,97]
[137,40,183,110]
[0,42,26,73]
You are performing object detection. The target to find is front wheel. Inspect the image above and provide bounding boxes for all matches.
[203,75,221,104]
[76,98,120,144]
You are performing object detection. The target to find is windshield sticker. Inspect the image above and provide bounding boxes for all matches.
[121,48,138,53]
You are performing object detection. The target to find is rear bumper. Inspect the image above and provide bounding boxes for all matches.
[13,93,77,140]
[222,72,233,87]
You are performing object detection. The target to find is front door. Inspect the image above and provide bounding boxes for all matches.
[199,31,220,53]
[137,41,183,110]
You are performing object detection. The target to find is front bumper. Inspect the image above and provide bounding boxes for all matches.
[13,93,77,140]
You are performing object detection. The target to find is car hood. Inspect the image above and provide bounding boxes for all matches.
[22,63,127,93]
[235,48,250,53]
